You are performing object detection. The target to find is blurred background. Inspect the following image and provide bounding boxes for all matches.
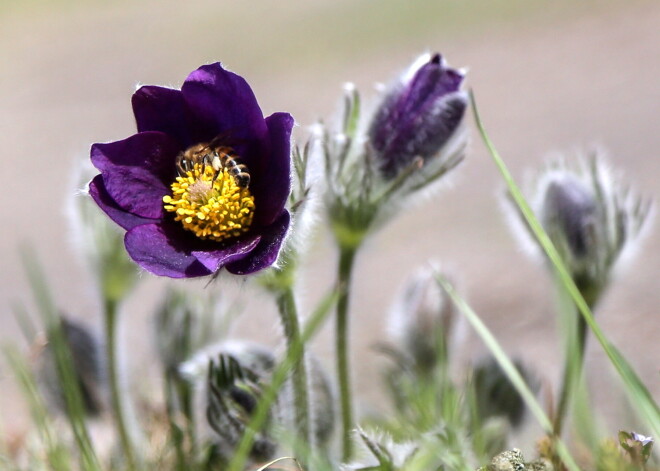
[1,0,658,443]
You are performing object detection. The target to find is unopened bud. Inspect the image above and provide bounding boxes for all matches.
[368,53,467,180]
[180,340,335,462]
[510,154,652,307]
[36,316,105,417]
[180,341,278,464]
[540,174,597,261]
[389,266,458,371]
[472,356,538,429]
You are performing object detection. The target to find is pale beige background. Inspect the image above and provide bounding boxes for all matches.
[0,0,658,447]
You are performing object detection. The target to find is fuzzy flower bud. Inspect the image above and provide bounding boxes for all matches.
[540,174,597,262]
[320,53,468,250]
[179,340,335,464]
[368,53,468,180]
[471,356,538,429]
[510,153,652,306]
[387,266,459,371]
[180,341,278,464]
[36,316,105,417]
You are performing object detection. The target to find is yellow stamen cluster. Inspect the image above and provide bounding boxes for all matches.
[163,163,255,242]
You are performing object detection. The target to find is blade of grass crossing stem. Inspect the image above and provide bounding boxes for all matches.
[227,289,339,471]
[20,248,102,471]
[3,345,72,469]
[436,276,581,471]
[470,91,660,437]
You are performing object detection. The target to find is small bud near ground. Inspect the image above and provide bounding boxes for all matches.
[387,265,459,372]
[471,356,539,430]
[179,340,335,465]
[36,316,105,417]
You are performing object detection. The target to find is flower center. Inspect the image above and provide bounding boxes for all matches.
[163,148,255,242]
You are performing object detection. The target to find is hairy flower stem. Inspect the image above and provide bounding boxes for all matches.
[553,278,599,439]
[104,299,137,470]
[275,287,312,448]
[553,313,588,438]
[336,244,359,461]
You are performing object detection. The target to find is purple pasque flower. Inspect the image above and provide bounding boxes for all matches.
[368,53,467,179]
[89,63,292,278]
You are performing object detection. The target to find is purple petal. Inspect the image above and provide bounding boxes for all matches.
[405,56,463,112]
[91,131,179,180]
[192,235,261,272]
[132,85,192,148]
[251,112,293,226]
[91,132,179,219]
[226,210,290,275]
[89,175,158,230]
[368,54,467,179]
[124,223,214,278]
[181,63,267,145]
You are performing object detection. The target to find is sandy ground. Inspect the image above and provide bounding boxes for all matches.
[0,0,658,448]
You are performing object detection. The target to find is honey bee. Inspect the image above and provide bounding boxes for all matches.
[175,137,250,188]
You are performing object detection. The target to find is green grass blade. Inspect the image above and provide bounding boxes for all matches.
[11,302,38,345]
[436,275,581,471]
[470,90,660,437]
[20,247,102,471]
[3,345,72,470]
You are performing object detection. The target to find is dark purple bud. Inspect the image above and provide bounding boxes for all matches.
[472,356,539,429]
[540,175,597,259]
[37,316,105,417]
[368,53,467,179]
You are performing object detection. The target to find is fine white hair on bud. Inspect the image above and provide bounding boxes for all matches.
[387,264,459,371]
[180,340,280,464]
[179,339,336,462]
[319,52,469,248]
[505,149,652,306]
[342,81,356,93]
[401,52,434,83]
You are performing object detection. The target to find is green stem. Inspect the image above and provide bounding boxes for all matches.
[276,287,311,447]
[552,310,588,438]
[104,299,137,470]
[553,276,598,438]
[336,245,358,461]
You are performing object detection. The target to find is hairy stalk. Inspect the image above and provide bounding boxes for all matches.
[276,287,311,447]
[104,299,137,470]
[336,245,358,461]
[553,277,598,438]
[553,312,588,438]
